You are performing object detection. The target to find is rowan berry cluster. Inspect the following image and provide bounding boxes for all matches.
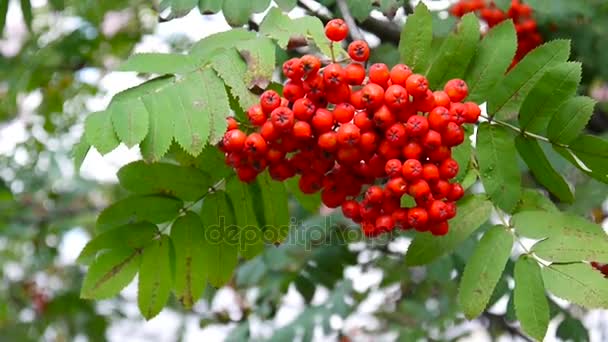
[591,262,608,278]
[451,0,543,67]
[220,19,481,237]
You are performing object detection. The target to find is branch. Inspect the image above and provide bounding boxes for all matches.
[483,312,533,342]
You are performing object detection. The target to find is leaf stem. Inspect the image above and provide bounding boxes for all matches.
[480,113,568,148]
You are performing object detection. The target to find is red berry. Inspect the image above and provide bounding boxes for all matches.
[402,159,423,181]
[376,215,395,232]
[342,200,361,220]
[373,105,397,130]
[293,121,312,140]
[409,179,431,199]
[312,109,334,133]
[244,133,267,156]
[347,40,370,62]
[447,183,465,201]
[334,102,356,123]
[321,186,347,208]
[344,63,366,85]
[222,129,247,152]
[385,159,403,178]
[369,63,390,86]
[407,207,429,231]
[405,115,429,137]
[325,18,349,42]
[360,131,379,153]
[444,79,468,102]
[237,166,258,183]
[337,123,361,147]
[247,104,266,126]
[318,131,338,152]
[389,64,413,86]
[385,123,407,147]
[422,163,440,182]
[293,98,316,121]
[226,117,239,131]
[430,221,449,236]
[422,130,442,150]
[443,122,465,147]
[300,54,321,76]
[260,90,281,114]
[283,80,305,102]
[270,107,295,132]
[428,200,450,222]
[429,106,451,131]
[463,102,481,123]
[439,158,459,179]
[365,185,384,204]
[283,58,304,80]
[361,83,385,110]
[386,177,408,197]
[260,121,279,142]
[354,111,374,131]
[405,74,429,98]
[323,63,345,87]
[384,85,409,111]
[433,90,451,108]
[402,141,423,160]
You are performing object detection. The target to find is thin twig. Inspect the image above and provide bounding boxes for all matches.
[480,113,568,148]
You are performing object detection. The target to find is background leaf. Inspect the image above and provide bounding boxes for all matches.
[96,195,183,233]
[547,96,596,144]
[85,111,120,155]
[110,98,149,148]
[138,235,173,320]
[464,21,517,102]
[515,135,573,202]
[542,263,608,309]
[488,40,570,120]
[81,249,141,299]
[221,0,252,27]
[458,227,513,319]
[476,123,521,213]
[514,255,550,341]
[399,3,432,72]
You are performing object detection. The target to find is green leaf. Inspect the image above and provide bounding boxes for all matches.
[514,255,550,341]
[162,0,198,18]
[118,53,197,74]
[458,227,513,319]
[81,248,141,299]
[171,212,208,309]
[542,263,608,309]
[464,20,517,103]
[200,191,239,286]
[84,111,120,155]
[237,37,276,89]
[398,3,432,72]
[222,0,252,27]
[556,317,589,342]
[489,40,571,120]
[511,210,607,240]
[117,161,211,201]
[72,135,91,172]
[346,0,373,21]
[285,177,321,214]
[20,0,32,31]
[225,178,263,259]
[426,13,479,89]
[0,0,8,37]
[253,171,290,244]
[533,234,608,263]
[515,136,573,202]
[198,0,223,13]
[555,135,608,183]
[547,96,596,144]
[405,196,492,266]
[400,194,416,208]
[295,275,316,303]
[513,188,558,213]
[190,28,256,61]
[110,98,149,148]
[140,87,176,162]
[97,195,183,233]
[493,0,511,11]
[251,0,270,13]
[211,48,258,111]
[138,235,173,319]
[476,123,521,213]
[77,222,158,264]
[518,62,582,134]
[275,0,296,11]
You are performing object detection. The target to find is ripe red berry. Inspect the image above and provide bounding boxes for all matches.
[361,83,385,110]
[392,208,410,230]
[433,90,451,108]
[385,123,407,147]
[407,207,429,231]
[427,145,452,163]
[334,102,356,123]
[443,122,465,147]
[414,90,436,113]
[260,121,279,142]
[439,158,459,179]
[293,121,312,140]
[293,98,316,121]
[429,200,450,222]
[344,63,366,85]
[384,85,409,111]
[354,111,374,131]
[376,215,395,232]
[323,63,345,87]
[402,159,423,181]
[300,54,321,76]
[422,130,442,150]
[402,141,423,160]
[283,58,304,80]
[321,185,347,208]
[406,115,429,137]
[247,104,266,126]
[385,159,403,178]
[422,163,440,182]
[447,183,465,201]
[369,63,390,86]
[430,221,449,236]
[311,109,334,133]
[405,74,429,98]
[337,123,361,147]
[226,117,239,131]
[348,40,370,62]
[270,107,295,132]
[431,179,451,199]
[318,131,338,152]
[299,172,323,194]
[325,18,349,42]
[444,79,468,102]
[463,102,481,123]
[342,200,361,220]
[449,102,467,125]
[244,133,267,156]
[260,90,281,114]
[409,179,431,199]
[386,177,408,197]
[365,185,384,204]
[389,64,413,86]
[222,129,247,152]
[360,131,379,153]
[283,80,305,102]
[237,166,258,183]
